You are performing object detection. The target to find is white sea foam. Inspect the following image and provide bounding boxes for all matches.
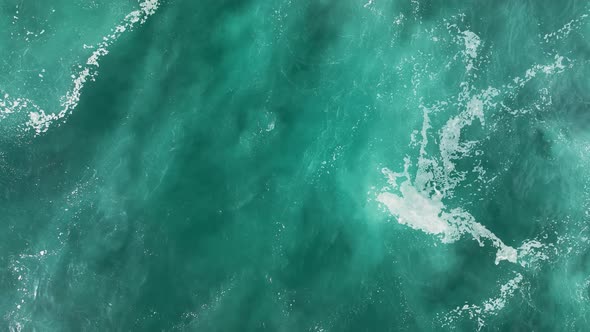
[378,182,448,235]
[0,0,161,135]
[378,179,517,265]
[517,240,552,268]
[378,31,572,268]
[443,273,524,331]
[461,30,480,71]
[439,87,498,175]
[511,54,569,88]
[543,8,590,43]
[378,79,520,264]
[377,16,580,330]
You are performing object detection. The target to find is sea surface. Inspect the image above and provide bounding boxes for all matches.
[1,0,590,331]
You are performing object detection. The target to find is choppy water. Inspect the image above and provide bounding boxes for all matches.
[1,0,590,331]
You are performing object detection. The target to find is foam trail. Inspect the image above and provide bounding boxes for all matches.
[377,29,573,266]
[25,0,160,135]
[376,16,580,330]
[0,95,42,121]
[441,273,524,331]
[461,30,480,71]
[542,7,590,43]
[378,180,517,265]
[378,84,516,265]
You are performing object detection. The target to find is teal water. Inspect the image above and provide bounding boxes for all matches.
[1,0,590,331]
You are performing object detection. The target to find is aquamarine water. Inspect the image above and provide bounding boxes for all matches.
[1,0,590,331]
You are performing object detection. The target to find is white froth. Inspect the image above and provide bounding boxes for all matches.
[512,55,569,87]
[378,181,448,235]
[21,0,161,135]
[376,30,571,271]
[377,74,521,264]
[374,15,577,330]
[462,31,480,59]
[1,94,44,125]
[517,240,552,268]
[439,87,498,174]
[443,273,524,331]
[543,10,589,42]
[461,30,480,71]
[378,179,517,265]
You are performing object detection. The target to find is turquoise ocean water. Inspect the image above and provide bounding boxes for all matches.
[1,0,590,330]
